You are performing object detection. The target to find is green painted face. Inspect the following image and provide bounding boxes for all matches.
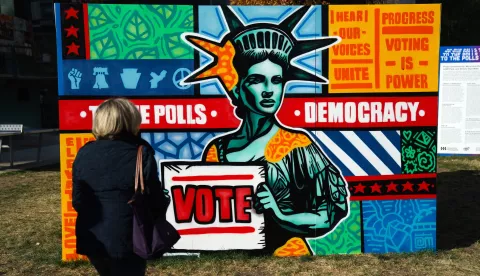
[239,59,284,116]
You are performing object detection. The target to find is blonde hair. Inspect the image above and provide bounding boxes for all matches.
[92,98,142,139]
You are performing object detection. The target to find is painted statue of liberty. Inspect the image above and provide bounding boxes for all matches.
[180,6,350,255]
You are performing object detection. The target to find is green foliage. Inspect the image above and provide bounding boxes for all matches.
[88,4,194,60]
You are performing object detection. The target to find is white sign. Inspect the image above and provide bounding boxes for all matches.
[161,162,266,251]
[438,47,480,154]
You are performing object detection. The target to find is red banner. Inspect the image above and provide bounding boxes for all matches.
[59,96,438,131]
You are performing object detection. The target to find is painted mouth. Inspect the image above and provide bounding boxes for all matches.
[260,99,276,108]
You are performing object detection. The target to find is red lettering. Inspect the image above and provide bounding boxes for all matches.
[64,170,72,180]
[66,147,75,158]
[195,187,215,223]
[215,188,234,222]
[428,11,435,23]
[235,187,253,223]
[64,218,75,227]
[386,74,428,89]
[339,27,361,39]
[172,186,195,223]
[401,56,414,70]
[332,44,370,56]
[385,38,429,51]
[76,138,82,152]
[67,200,75,212]
[334,67,370,81]
[64,238,76,249]
[64,224,76,239]
[66,137,74,147]
[382,11,435,25]
[66,180,72,190]
[64,190,72,200]
[67,159,74,169]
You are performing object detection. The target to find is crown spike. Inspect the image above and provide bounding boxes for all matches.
[288,37,339,59]
[220,6,246,36]
[279,5,311,34]
[287,66,328,84]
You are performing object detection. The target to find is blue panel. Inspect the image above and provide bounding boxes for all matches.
[231,6,296,24]
[198,6,228,40]
[293,6,322,39]
[363,199,436,253]
[141,132,225,169]
[440,46,480,63]
[55,3,64,96]
[62,59,194,96]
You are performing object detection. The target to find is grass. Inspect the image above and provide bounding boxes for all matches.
[0,158,479,275]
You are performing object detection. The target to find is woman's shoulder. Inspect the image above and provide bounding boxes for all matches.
[273,127,313,146]
[265,127,314,163]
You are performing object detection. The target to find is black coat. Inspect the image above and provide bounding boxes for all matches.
[72,135,167,259]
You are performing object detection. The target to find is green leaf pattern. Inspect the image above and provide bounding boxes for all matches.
[124,11,150,41]
[90,31,119,59]
[88,4,193,59]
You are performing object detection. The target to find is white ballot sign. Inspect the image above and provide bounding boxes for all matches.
[161,162,266,251]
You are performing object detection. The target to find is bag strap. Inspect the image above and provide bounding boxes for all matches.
[135,145,145,194]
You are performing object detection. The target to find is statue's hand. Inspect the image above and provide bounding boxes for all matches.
[256,184,283,219]
[163,189,171,208]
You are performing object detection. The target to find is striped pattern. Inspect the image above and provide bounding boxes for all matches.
[312,131,401,177]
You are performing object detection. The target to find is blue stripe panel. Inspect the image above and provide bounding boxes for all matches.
[61,59,194,96]
[324,131,381,175]
[363,199,436,253]
[355,132,400,174]
[312,134,354,177]
[54,3,64,96]
[311,130,401,177]
[384,131,401,149]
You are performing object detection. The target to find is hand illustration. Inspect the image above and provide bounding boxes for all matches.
[68,68,82,90]
[255,183,282,218]
[150,70,167,88]
[163,189,171,207]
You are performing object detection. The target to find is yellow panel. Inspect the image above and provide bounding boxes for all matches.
[328,4,441,93]
[60,133,95,261]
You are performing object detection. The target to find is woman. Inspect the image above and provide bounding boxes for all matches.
[186,7,351,255]
[72,98,169,275]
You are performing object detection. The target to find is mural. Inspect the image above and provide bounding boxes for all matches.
[55,3,441,261]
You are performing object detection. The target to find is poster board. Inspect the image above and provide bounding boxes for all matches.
[54,3,441,260]
[438,46,480,155]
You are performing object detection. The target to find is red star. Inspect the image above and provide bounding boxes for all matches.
[353,183,366,194]
[66,42,80,55]
[402,181,414,192]
[386,182,398,192]
[370,183,382,194]
[65,7,79,20]
[417,181,430,192]
[64,25,79,38]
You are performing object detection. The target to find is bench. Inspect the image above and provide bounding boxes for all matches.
[0,124,23,167]
[0,124,58,168]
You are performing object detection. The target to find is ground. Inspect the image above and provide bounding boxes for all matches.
[0,157,479,275]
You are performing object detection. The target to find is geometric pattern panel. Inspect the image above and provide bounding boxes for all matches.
[401,130,437,174]
[363,199,436,253]
[307,201,362,255]
[141,131,224,165]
